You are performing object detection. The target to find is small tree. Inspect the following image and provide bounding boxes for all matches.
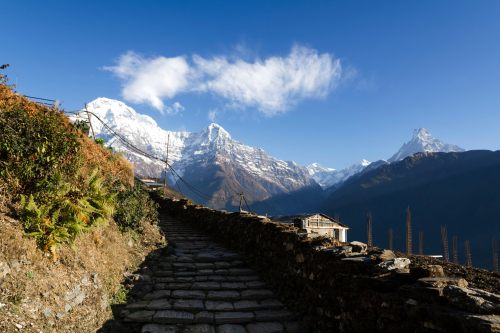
[0,64,10,84]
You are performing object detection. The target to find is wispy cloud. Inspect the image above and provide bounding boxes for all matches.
[163,101,184,115]
[105,45,343,116]
[208,109,217,122]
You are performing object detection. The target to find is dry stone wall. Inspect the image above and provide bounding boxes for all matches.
[155,196,500,333]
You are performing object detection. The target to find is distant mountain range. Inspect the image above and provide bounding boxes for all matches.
[320,150,500,270]
[306,127,466,189]
[76,98,466,210]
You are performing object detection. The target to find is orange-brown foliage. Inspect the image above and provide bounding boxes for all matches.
[79,135,134,187]
[0,83,134,190]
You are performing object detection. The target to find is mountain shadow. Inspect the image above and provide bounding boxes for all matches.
[251,184,325,216]
[320,150,500,270]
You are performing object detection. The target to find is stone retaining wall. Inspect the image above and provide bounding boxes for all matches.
[155,195,500,333]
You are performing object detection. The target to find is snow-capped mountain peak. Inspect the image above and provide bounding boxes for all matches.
[413,127,432,141]
[205,123,231,141]
[84,97,163,131]
[306,163,336,176]
[359,159,371,167]
[388,128,464,162]
[307,159,371,189]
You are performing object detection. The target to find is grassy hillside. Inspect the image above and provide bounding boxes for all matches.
[0,82,165,332]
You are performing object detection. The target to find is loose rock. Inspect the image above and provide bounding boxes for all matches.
[377,258,411,271]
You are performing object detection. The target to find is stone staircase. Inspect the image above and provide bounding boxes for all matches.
[121,215,301,333]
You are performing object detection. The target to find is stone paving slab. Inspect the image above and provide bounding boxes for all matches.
[122,215,302,332]
[246,322,283,333]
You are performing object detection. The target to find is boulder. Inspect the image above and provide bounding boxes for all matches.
[442,285,500,314]
[331,246,353,256]
[377,258,411,271]
[349,241,368,253]
[418,277,468,289]
[341,257,371,263]
[426,265,446,278]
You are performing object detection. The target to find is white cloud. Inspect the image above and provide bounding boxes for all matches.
[105,46,343,116]
[104,51,190,111]
[194,45,341,115]
[208,109,217,122]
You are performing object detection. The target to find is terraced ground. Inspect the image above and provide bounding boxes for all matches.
[121,214,302,333]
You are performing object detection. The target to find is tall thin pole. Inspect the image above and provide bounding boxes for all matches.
[492,238,499,274]
[464,240,472,267]
[441,225,450,262]
[164,133,170,190]
[418,231,424,255]
[367,212,373,247]
[452,235,459,264]
[388,227,393,251]
[406,206,412,255]
[85,103,95,139]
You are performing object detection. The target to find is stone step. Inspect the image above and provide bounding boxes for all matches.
[140,321,299,333]
[154,275,262,283]
[125,299,285,313]
[153,281,267,291]
[154,271,259,279]
[153,274,262,283]
[125,309,294,326]
[156,261,246,271]
[141,324,215,333]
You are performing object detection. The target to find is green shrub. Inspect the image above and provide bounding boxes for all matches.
[0,105,80,199]
[73,119,90,135]
[94,138,105,146]
[111,285,128,304]
[114,183,158,232]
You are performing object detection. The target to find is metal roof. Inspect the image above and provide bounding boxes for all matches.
[271,213,349,228]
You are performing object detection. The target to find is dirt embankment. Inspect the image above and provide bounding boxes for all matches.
[408,254,500,294]
[0,211,164,333]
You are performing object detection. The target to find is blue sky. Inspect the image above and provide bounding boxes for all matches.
[2,1,500,168]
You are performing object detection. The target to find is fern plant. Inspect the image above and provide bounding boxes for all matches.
[18,169,115,257]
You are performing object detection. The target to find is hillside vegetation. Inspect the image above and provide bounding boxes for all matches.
[0,82,164,332]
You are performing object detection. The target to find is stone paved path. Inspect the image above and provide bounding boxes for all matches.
[121,214,301,333]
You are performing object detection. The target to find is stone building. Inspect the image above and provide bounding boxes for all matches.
[273,213,348,242]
